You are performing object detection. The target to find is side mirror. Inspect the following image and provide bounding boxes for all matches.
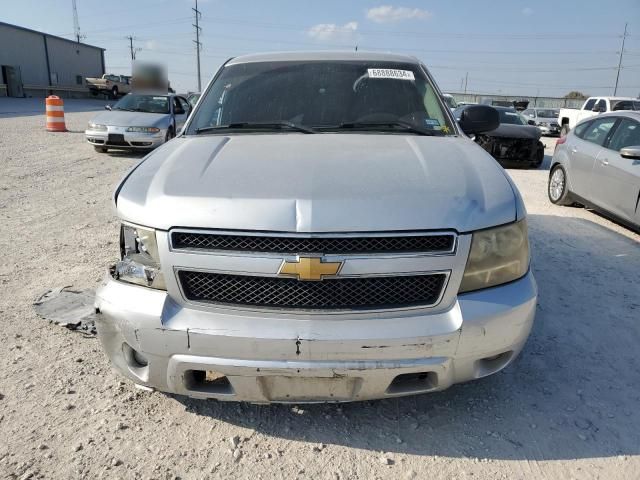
[620,146,640,160]
[528,120,536,126]
[105,105,112,111]
[458,105,500,135]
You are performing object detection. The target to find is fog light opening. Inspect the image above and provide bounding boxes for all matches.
[475,351,514,378]
[122,343,150,370]
[386,371,438,395]
[184,369,234,395]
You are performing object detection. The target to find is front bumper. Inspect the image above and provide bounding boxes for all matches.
[95,271,537,403]
[85,126,165,149]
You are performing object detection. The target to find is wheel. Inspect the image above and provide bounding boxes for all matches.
[548,165,573,205]
[560,124,570,137]
[111,86,118,99]
[94,146,108,153]
[165,127,174,143]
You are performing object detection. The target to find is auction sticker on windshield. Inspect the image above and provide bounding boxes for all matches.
[368,69,415,80]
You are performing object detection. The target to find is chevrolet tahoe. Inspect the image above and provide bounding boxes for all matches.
[95,52,537,403]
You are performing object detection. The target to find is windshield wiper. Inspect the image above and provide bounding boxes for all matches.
[325,120,442,136]
[195,122,316,134]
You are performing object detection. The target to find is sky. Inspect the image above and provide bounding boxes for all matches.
[2,0,640,97]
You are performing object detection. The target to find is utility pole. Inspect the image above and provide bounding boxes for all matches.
[193,0,202,92]
[126,35,139,61]
[464,72,468,94]
[614,23,628,96]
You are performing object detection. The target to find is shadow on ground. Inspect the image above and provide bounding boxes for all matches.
[0,97,109,118]
[175,215,640,462]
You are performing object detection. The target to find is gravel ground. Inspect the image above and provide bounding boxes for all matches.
[0,100,639,480]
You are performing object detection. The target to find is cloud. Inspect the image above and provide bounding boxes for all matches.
[366,5,431,23]
[307,21,359,43]
[522,7,533,15]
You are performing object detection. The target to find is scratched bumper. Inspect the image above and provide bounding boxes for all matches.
[94,272,536,403]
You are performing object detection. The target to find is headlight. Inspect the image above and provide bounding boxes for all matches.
[459,219,529,293]
[88,123,107,131]
[114,224,166,290]
[126,126,161,133]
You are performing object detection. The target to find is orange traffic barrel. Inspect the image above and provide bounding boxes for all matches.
[45,95,67,132]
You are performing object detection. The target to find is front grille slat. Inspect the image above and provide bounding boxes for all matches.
[171,232,455,254]
[178,271,447,310]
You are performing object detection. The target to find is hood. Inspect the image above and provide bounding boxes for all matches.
[486,124,541,140]
[90,110,169,127]
[116,134,518,233]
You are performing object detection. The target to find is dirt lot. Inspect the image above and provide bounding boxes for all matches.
[1,99,639,480]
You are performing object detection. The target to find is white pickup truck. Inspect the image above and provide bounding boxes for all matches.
[558,96,639,135]
[86,74,132,99]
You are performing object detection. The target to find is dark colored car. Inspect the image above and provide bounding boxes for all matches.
[455,105,545,169]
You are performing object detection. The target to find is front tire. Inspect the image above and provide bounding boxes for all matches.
[548,164,573,205]
[165,127,174,143]
[111,86,118,99]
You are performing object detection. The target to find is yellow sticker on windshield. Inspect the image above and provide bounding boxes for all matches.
[368,69,415,80]
[441,126,450,134]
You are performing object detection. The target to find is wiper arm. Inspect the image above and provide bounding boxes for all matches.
[330,120,442,136]
[195,122,316,134]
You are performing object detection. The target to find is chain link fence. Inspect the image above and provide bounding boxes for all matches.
[449,92,584,109]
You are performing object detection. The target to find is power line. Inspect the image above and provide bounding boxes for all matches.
[193,0,202,92]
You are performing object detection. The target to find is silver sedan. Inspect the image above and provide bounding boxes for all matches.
[548,111,640,230]
[85,92,191,152]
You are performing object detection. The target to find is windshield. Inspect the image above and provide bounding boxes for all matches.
[536,109,558,118]
[113,94,169,114]
[498,109,527,125]
[188,61,453,135]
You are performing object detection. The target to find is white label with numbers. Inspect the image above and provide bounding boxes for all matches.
[367,69,415,80]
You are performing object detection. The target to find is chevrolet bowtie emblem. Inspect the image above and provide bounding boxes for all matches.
[279,257,343,281]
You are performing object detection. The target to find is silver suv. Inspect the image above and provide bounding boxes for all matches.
[95,52,536,403]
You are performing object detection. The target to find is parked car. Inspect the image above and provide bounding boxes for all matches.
[548,111,640,230]
[558,96,638,136]
[522,108,561,136]
[187,92,201,107]
[442,93,457,111]
[455,105,545,168]
[95,52,536,403]
[85,92,191,152]
[86,74,132,99]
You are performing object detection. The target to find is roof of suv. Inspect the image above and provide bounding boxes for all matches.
[227,51,420,65]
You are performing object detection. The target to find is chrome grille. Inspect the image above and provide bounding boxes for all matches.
[178,271,447,310]
[171,232,455,254]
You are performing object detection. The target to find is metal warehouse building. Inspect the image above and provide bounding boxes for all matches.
[0,21,105,98]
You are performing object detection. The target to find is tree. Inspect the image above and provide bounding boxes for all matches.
[564,91,588,100]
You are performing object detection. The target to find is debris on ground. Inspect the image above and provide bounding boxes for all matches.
[33,287,97,335]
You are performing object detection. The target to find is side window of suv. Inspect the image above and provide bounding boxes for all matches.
[582,117,617,146]
[583,98,596,111]
[607,119,640,151]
